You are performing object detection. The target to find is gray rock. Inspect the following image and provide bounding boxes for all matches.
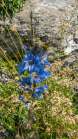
[62,54,76,67]
[0,0,78,58]
[74,37,78,44]
[61,34,78,54]
[4,78,8,82]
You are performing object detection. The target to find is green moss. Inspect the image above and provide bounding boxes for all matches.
[44,44,48,49]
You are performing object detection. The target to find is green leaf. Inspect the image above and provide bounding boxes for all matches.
[62,137,68,139]
[38,132,50,139]
[51,51,56,55]
[9,3,12,9]
[0,58,4,62]
[17,0,20,5]
[33,124,39,130]
[75,104,78,109]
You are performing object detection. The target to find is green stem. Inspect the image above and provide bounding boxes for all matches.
[59,28,64,53]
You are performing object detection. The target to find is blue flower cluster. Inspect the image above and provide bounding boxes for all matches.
[17,45,51,107]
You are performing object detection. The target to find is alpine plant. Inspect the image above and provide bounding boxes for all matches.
[17,45,51,121]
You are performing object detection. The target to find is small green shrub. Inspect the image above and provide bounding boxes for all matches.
[0,0,26,17]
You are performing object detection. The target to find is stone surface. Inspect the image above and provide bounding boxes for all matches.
[0,0,78,58]
[34,0,77,6]
[61,34,78,54]
[0,0,78,73]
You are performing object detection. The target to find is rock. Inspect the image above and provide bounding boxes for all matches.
[64,44,78,55]
[0,70,11,84]
[62,54,77,67]
[0,0,78,58]
[74,37,78,44]
[61,34,78,55]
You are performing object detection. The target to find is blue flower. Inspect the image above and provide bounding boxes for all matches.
[21,119,25,123]
[22,45,27,51]
[23,52,44,72]
[30,68,51,86]
[40,54,50,66]
[33,85,49,99]
[18,48,50,76]
[18,77,31,92]
[19,94,24,100]
[22,45,30,53]
[22,45,41,54]
[19,95,31,108]
[17,63,25,76]
[32,52,50,66]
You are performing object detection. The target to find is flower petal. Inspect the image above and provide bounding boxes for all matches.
[42,61,50,66]
[17,63,25,75]
[19,95,23,100]
[22,45,29,53]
